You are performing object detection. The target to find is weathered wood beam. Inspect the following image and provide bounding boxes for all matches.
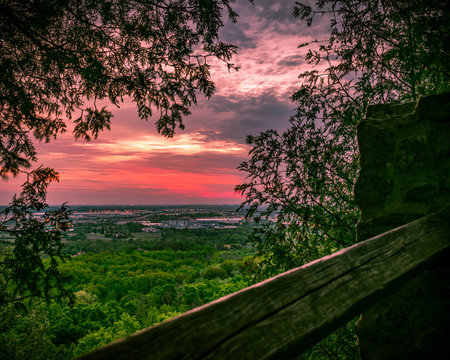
[76,207,450,360]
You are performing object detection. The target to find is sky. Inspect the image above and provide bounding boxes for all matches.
[1,0,328,206]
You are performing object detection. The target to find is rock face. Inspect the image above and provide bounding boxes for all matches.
[354,92,450,359]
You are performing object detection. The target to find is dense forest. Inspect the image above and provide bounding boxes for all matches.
[0,224,254,359]
[1,221,358,359]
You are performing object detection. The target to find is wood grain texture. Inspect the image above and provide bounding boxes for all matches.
[76,207,450,360]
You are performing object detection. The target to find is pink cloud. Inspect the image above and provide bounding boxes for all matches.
[1,1,327,205]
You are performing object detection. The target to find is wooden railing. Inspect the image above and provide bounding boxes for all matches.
[77,207,449,360]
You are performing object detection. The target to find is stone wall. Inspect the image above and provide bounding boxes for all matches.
[354,92,450,359]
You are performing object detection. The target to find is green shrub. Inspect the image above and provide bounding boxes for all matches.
[202,266,228,280]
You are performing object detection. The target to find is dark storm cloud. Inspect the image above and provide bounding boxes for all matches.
[197,90,294,143]
[240,0,332,43]
[277,54,305,67]
[219,20,257,49]
[237,0,297,30]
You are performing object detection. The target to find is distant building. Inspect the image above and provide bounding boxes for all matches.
[142,227,160,233]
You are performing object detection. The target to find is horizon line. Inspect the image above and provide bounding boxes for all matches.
[0,203,243,207]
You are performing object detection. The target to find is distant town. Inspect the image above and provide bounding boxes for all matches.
[19,204,260,232]
[66,205,247,231]
[1,205,277,246]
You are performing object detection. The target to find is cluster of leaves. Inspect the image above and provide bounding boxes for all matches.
[0,0,243,178]
[0,168,73,306]
[236,120,359,278]
[297,317,360,360]
[236,0,450,278]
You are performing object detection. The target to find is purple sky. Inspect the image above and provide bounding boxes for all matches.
[1,0,329,205]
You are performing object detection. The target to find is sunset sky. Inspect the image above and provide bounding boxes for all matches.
[1,1,328,205]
